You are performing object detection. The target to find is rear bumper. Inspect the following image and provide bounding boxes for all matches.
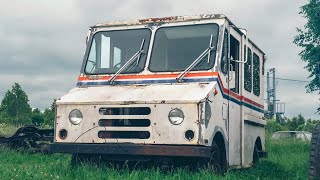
[49,143,211,158]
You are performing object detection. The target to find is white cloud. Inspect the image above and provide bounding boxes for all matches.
[0,0,318,119]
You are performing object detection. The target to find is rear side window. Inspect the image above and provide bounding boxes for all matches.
[244,47,252,92]
[253,53,260,96]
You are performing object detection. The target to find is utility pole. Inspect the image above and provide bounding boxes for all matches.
[272,68,276,118]
[266,68,276,119]
[267,71,271,117]
[266,68,282,119]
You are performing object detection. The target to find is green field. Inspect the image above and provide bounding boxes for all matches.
[0,134,309,180]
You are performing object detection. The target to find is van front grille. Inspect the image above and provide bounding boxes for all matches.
[98,119,150,127]
[97,106,151,140]
[98,131,150,139]
[99,107,151,115]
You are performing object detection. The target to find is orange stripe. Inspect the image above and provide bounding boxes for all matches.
[216,74,264,109]
[78,72,218,81]
[77,72,264,109]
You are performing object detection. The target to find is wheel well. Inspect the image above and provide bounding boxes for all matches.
[255,137,262,151]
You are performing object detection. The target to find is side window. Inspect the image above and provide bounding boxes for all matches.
[230,35,240,93]
[244,47,252,92]
[253,53,260,96]
[221,30,228,74]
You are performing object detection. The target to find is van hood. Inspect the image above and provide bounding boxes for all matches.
[57,82,216,105]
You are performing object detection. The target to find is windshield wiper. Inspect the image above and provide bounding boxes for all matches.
[87,60,96,73]
[108,39,145,84]
[176,35,215,83]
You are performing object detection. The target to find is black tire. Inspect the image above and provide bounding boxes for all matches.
[309,123,320,179]
[209,141,227,174]
[253,145,259,164]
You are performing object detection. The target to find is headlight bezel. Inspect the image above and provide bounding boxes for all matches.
[168,108,185,125]
[68,109,83,125]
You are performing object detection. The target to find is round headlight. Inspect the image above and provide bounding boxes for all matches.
[168,108,184,125]
[69,109,83,125]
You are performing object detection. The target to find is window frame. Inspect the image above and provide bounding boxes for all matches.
[220,29,229,75]
[244,46,253,92]
[83,28,152,75]
[252,52,260,96]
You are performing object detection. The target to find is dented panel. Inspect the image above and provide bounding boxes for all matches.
[55,103,200,145]
[57,82,216,105]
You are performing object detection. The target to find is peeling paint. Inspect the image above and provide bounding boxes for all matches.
[93,14,226,28]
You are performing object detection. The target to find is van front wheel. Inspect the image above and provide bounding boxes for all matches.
[209,141,227,174]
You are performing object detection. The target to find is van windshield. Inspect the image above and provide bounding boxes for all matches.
[149,24,219,72]
[85,28,151,75]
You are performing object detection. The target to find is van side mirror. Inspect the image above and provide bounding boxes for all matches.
[229,71,236,89]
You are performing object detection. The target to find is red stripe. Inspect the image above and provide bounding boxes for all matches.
[77,72,264,109]
[78,72,218,81]
[215,74,264,109]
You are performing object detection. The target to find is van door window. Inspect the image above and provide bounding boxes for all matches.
[244,47,252,92]
[230,35,240,93]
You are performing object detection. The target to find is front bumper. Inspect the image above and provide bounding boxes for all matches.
[49,143,211,158]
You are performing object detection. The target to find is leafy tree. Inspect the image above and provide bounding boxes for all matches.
[43,99,56,127]
[266,120,287,134]
[286,114,306,131]
[294,0,320,93]
[304,120,318,132]
[43,108,54,127]
[32,114,44,126]
[0,83,32,125]
[31,108,44,126]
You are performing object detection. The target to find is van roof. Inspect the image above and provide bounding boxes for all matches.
[92,14,265,55]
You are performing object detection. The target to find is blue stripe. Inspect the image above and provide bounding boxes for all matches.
[77,77,215,86]
[76,77,264,113]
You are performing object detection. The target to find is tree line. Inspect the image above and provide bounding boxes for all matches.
[267,114,319,134]
[0,83,318,132]
[0,83,55,127]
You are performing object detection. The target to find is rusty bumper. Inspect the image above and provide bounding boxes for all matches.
[49,143,211,158]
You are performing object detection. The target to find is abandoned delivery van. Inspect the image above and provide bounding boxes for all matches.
[50,14,267,171]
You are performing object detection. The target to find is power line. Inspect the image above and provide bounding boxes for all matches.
[265,77,310,83]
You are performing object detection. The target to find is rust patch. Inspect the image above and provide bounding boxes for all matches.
[139,16,177,23]
[93,14,226,28]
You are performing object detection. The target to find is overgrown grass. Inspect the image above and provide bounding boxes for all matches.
[0,125,310,180]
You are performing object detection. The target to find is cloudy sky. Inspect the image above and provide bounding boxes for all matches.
[0,0,318,119]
